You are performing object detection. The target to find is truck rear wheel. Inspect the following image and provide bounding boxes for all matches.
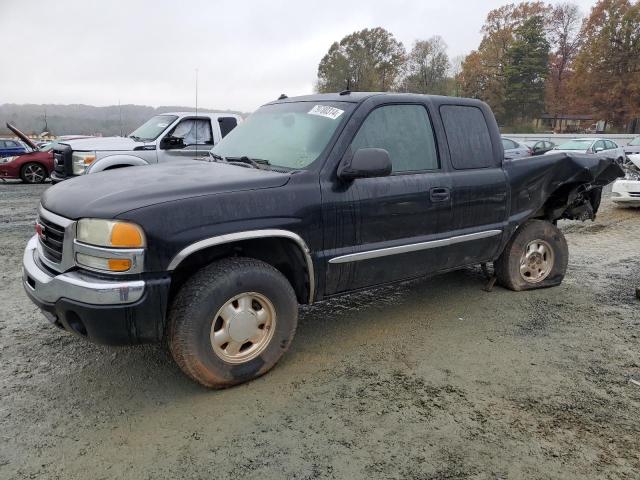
[494,220,568,291]
[167,256,298,388]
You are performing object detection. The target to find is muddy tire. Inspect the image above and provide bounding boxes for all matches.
[494,220,568,291]
[167,256,298,388]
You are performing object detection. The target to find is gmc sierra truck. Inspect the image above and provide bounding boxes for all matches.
[50,111,241,182]
[23,92,622,388]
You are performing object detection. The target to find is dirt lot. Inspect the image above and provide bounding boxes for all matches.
[0,181,638,479]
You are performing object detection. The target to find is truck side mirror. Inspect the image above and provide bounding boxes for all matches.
[338,148,392,180]
[160,136,185,150]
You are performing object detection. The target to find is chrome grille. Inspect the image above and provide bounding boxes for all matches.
[38,216,65,262]
[36,207,76,272]
[53,145,71,176]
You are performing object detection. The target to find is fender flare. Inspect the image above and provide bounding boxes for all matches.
[167,229,316,304]
[87,154,149,173]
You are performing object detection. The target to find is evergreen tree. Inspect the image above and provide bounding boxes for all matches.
[504,15,550,123]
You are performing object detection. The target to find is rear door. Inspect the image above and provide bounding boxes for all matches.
[440,104,508,269]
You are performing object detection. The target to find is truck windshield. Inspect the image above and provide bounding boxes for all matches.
[129,115,178,141]
[211,101,353,169]
[629,137,640,146]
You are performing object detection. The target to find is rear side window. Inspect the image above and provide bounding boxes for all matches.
[350,104,439,173]
[441,105,495,169]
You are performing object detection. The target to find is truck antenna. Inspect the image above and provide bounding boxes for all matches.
[195,68,199,157]
[118,99,123,137]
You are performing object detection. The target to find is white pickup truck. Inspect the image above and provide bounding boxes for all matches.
[50,112,242,183]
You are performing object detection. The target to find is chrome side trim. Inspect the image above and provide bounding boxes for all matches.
[73,240,146,274]
[23,236,145,305]
[329,230,503,264]
[167,229,316,304]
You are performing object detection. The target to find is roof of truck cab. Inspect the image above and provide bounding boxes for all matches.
[266,92,488,107]
[159,111,242,118]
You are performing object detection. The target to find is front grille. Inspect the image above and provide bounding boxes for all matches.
[630,192,640,197]
[38,216,66,263]
[53,145,72,176]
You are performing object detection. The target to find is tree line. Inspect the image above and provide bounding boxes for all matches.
[316,0,640,131]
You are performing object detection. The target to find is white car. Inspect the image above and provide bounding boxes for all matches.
[546,138,626,164]
[612,154,640,207]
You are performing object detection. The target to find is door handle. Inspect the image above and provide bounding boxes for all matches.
[430,187,450,202]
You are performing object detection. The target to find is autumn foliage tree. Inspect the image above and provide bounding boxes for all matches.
[571,0,640,129]
[458,2,551,122]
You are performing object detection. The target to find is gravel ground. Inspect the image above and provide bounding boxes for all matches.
[0,181,638,479]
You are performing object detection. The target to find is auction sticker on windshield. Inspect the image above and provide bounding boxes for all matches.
[308,105,344,120]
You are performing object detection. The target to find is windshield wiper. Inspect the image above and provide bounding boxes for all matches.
[129,135,143,141]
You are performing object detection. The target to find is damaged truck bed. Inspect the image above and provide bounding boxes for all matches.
[23,92,623,387]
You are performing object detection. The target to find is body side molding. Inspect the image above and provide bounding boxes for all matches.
[167,229,316,304]
[329,230,503,264]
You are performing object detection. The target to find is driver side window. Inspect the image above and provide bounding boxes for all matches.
[350,104,439,173]
[169,118,213,146]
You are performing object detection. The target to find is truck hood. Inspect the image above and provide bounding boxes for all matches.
[41,161,291,219]
[60,136,149,152]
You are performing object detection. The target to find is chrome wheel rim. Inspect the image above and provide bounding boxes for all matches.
[520,239,554,283]
[24,164,45,183]
[210,292,276,364]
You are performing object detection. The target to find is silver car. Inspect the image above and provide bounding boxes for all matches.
[624,136,640,156]
[502,137,531,159]
[547,138,626,163]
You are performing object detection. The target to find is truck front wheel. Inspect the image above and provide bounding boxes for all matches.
[494,220,568,291]
[167,257,298,388]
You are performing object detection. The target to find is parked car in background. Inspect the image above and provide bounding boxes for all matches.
[523,140,556,156]
[50,112,242,183]
[501,137,531,159]
[547,138,626,164]
[624,136,640,155]
[0,125,93,183]
[612,154,640,207]
[0,138,28,158]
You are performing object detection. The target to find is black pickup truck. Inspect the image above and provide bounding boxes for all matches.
[22,93,622,387]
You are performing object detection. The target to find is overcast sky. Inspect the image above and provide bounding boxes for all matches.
[1,0,597,112]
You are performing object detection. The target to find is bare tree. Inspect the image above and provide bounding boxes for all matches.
[546,2,583,121]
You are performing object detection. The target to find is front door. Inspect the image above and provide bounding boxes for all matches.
[158,117,215,162]
[322,103,454,295]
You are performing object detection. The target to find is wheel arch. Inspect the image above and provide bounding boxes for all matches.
[87,154,149,173]
[168,230,315,305]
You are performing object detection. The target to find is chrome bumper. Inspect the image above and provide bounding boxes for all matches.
[22,235,145,305]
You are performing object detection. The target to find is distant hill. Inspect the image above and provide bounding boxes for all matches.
[0,103,249,137]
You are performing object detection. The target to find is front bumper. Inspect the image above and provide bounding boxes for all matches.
[49,171,75,184]
[22,236,170,345]
[611,180,640,205]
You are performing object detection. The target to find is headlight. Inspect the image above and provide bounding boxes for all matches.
[75,219,145,273]
[77,219,146,248]
[0,156,15,164]
[72,151,97,174]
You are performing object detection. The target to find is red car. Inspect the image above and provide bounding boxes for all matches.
[0,124,91,183]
